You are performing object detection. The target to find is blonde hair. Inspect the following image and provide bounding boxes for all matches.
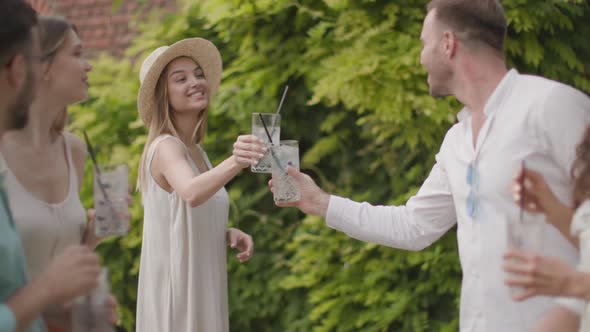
[38,16,75,137]
[137,58,209,192]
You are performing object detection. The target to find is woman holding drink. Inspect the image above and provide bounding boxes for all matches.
[0,16,117,330]
[503,126,590,330]
[135,37,264,332]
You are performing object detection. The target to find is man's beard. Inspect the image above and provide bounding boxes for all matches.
[5,66,33,130]
[428,62,454,98]
[430,84,453,98]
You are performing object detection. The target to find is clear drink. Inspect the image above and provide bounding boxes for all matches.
[271,141,300,203]
[505,219,544,298]
[94,164,129,237]
[71,268,114,332]
[251,113,280,173]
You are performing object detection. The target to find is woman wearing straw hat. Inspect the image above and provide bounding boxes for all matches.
[135,38,265,331]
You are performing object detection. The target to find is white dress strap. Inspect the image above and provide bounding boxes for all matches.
[62,134,78,193]
[145,135,186,171]
[142,135,190,197]
[196,145,212,169]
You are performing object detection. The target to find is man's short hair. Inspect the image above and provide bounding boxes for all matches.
[0,0,38,66]
[427,0,507,54]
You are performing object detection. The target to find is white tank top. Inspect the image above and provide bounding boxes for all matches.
[0,135,87,279]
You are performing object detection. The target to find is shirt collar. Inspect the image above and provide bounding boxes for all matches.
[456,68,519,122]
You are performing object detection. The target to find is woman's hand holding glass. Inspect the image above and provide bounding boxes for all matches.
[83,193,133,249]
[503,166,583,302]
[232,135,266,169]
[512,167,562,213]
[512,167,576,246]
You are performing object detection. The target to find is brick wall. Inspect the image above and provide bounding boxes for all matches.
[26,0,176,57]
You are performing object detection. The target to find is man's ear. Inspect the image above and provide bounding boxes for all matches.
[442,31,458,58]
[6,54,27,91]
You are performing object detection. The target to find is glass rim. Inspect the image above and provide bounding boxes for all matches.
[93,163,129,168]
[252,112,281,116]
[278,140,298,146]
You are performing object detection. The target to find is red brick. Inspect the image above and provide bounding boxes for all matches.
[37,0,177,58]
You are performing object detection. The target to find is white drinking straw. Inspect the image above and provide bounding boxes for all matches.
[275,85,289,114]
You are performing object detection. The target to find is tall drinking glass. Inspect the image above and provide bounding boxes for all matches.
[94,164,129,237]
[71,268,114,332]
[251,113,280,173]
[505,218,544,297]
[271,140,300,203]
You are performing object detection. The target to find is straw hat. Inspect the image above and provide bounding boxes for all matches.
[137,38,222,126]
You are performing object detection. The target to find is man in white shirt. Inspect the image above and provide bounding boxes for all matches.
[273,0,590,331]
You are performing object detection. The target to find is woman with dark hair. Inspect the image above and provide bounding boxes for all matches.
[504,126,590,330]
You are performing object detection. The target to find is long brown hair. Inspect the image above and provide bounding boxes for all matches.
[137,58,209,192]
[38,16,75,137]
[573,126,590,208]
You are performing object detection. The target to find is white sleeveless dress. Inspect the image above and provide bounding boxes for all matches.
[571,200,590,331]
[136,135,230,332]
[0,135,87,279]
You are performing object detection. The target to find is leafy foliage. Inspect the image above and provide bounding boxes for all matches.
[69,0,590,331]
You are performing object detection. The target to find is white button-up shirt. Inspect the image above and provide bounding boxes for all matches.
[325,69,590,331]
